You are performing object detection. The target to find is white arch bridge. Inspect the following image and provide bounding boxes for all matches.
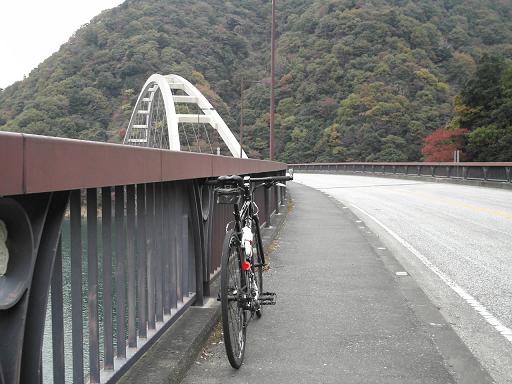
[123,74,247,158]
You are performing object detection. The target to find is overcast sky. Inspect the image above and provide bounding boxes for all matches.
[0,0,124,89]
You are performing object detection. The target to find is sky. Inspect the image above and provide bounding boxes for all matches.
[0,0,124,89]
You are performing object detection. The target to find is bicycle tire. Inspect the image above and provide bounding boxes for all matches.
[221,230,247,369]
[252,219,263,318]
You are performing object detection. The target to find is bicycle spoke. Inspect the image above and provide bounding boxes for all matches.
[221,232,246,368]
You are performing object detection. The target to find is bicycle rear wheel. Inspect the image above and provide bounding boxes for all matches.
[221,230,247,369]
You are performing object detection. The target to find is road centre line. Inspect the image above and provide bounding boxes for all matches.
[387,188,512,221]
[318,182,422,189]
[349,202,512,344]
[368,187,511,237]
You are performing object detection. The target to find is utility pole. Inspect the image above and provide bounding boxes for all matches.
[240,78,244,158]
[270,0,276,160]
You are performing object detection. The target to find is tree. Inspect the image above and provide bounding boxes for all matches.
[314,124,347,162]
[368,135,409,162]
[466,125,512,161]
[445,54,512,161]
[421,128,468,161]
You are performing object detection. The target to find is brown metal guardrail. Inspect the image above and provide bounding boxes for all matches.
[289,162,512,184]
[0,132,287,383]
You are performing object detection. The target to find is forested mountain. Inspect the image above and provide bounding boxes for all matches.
[423,54,512,162]
[1,0,512,162]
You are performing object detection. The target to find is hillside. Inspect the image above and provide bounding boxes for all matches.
[1,0,512,162]
[0,0,269,145]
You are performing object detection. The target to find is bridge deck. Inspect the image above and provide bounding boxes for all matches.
[181,182,492,384]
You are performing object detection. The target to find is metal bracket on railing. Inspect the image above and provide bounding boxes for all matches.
[195,181,214,296]
[0,192,69,383]
[191,181,208,303]
[0,197,35,384]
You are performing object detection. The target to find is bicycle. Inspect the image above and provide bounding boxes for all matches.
[207,174,292,368]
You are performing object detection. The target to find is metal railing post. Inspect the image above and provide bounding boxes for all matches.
[102,186,115,367]
[182,213,189,300]
[274,185,279,215]
[163,182,172,314]
[114,185,127,356]
[126,185,137,346]
[135,184,147,339]
[51,237,65,383]
[190,181,205,305]
[87,188,100,383]
[264,186,271,228]
[70,190,85,383]
[155,183,164,322]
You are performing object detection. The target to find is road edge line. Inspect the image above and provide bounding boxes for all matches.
[350,202,512,345]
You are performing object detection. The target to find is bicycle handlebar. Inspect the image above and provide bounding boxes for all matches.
[250,175,293,183]
[205,174,293,186]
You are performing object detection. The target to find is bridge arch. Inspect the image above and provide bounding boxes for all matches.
[123,74,247,158]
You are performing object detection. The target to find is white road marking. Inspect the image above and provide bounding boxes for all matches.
[350,202,512,344]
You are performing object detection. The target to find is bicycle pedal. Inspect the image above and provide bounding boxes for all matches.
[259,298,276,305]
[259,292,276,305]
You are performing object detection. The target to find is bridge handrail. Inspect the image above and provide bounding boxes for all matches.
[289,162,512,183]
[0,132,287,383]
[0,132,284,196]
[289,161,512,167]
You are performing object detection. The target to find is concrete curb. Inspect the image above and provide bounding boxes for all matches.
[118,200,290,384]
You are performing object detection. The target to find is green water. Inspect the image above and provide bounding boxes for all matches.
[43,219,122,383]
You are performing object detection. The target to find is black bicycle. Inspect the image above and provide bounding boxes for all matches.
[208,174,292,368]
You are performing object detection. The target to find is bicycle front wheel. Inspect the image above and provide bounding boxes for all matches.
[221,230,247,369]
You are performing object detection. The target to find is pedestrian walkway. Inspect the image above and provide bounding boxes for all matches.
[181,182,492,384]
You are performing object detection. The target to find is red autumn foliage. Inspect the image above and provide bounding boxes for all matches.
[118,128,126,139]
[421,128,468,162]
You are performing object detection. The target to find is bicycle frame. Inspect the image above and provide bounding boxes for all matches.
[231,183,266,267]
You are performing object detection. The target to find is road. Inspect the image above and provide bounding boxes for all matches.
[181,181,494,384]
[295,173,512,383]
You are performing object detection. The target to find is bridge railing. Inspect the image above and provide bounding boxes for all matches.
[0,132,287,384]
[290,162,512,184]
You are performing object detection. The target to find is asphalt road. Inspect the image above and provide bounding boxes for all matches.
[295,173,512,383]
[181,181,493,384]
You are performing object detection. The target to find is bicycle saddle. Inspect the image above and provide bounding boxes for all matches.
[217,175,243,184]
